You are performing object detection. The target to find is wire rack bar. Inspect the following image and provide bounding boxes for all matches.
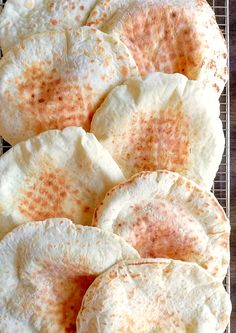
[0,0,231,332]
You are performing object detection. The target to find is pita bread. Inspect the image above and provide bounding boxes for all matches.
[87,0,227,94]
[0,0,97,53]
[0,126,125,239]
[77,258,231,333]
[93,170,230,281]
[0,218,139,332]
[0,27,138,145]
[91,72,225,190]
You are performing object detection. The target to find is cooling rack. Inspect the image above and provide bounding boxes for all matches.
[0,0,231,332]
[208,2,231,332]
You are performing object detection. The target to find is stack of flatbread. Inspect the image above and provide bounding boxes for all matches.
[0,0,231,332]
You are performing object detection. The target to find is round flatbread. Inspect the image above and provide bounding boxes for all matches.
[87,0,227,94]
[93,170,230,281]
[0,218,139,333]
[91,72,225,190]
[77,258,231,333]
[0,0,97,53]
[0,126,125,239]
[0,27,138,145]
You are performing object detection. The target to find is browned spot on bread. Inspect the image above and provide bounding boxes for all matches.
[50,18,58,26]
[219,233,229,250]
[17,161,98,224]
[213,83,220,93]
[92,9,98,16]
[96,37,102,44]
[197,0,209,6]
[16,63,96,133]
[83,206,90,213]
[119,201,200,260]
[176,177,185,186]
[87,19,100,27]
[80,5,85,10]
[103,56,112,67]
[35,262,96,332]
[120,5,205,79]
[18,168,77,221]
[120,65,129,77]
[96,45,105,55]
[109,270,118,279]
[115,100,190,175]
[57,275,95,332]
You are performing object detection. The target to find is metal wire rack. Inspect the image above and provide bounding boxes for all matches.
[0,0,231,331]
[207,2,230,333]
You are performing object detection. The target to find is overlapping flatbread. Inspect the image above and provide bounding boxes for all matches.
[0,218,139,332]
[87,0,227,94]
[91,72,224,190]
[0,126,125,239]
[0,27,138,144]
[0,0,97,53]
[93,170,230,281]
[77,258,231,333]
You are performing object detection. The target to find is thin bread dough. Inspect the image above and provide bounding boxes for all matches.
[0,218,139,332]
[0,126,125,239]
[0,0,97,53]
[91,72,225,190]
[93,170,230,281]
[0,27,138,145]
[87,0,227,94]
[77,258,231,333]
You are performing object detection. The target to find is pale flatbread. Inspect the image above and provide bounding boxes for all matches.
[93,170,230,281]
[87,0,227,94]
[91,72,225,190]
[0,126,125,239]
[0,218,139,333]
[77,258,231,333]
[0,27,138,145]
[0,0,97,53]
